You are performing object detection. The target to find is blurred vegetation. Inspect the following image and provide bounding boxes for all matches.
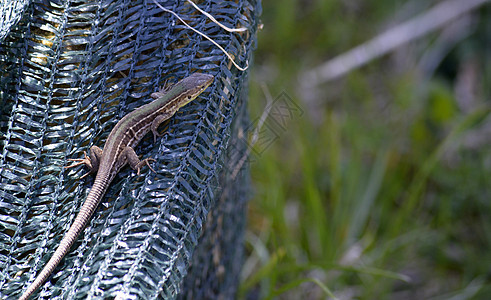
[241,0,491,299]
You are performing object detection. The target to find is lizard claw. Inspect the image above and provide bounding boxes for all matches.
[79,171,92,179]
[65,152,92,169]
[65,151,98,179]
[136,158,156,175]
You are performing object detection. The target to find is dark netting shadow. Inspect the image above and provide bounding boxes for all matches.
[0,0,260,298]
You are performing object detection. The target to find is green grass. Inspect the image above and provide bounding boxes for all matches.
[241,0,491,299]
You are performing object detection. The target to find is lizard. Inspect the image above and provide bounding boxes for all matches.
[18,72,214,300]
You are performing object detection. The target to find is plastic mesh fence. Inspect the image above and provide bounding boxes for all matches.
[178,78,251,300]
[0,0,28,40]
[0,0,260,299]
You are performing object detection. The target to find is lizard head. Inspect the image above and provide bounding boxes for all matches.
[176,73,215,107]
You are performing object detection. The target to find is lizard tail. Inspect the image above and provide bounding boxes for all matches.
[19,175,109,300]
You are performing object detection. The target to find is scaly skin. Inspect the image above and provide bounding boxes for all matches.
[19,73,214,300]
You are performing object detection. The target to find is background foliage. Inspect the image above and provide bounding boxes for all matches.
[242,0,491,299]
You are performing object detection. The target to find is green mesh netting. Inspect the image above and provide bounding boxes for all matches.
[0,0,28,40]
[0,0,260,298]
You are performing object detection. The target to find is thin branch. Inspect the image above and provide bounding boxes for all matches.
[153,0,248,71]
[186,0,247,33]
[300,0,489,87]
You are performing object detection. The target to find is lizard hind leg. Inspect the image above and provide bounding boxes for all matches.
[121,147,156,175]
[65,146,103,178]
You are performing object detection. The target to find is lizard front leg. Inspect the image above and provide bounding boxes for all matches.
[150,113,174,143]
